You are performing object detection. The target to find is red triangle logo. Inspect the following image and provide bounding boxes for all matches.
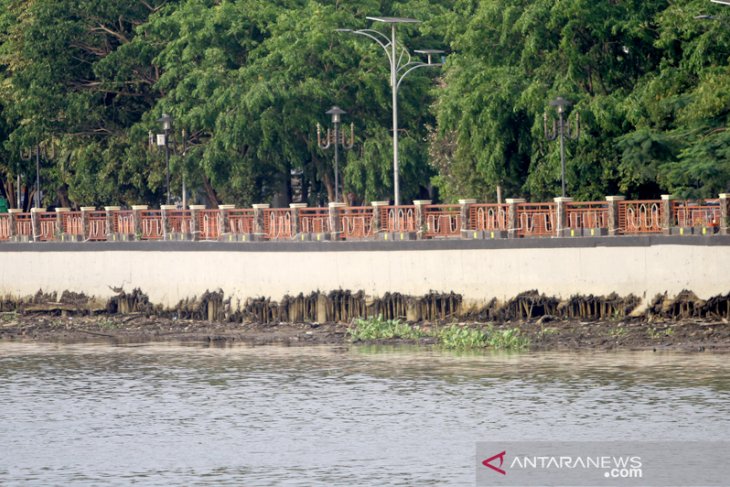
[482,450,507,475]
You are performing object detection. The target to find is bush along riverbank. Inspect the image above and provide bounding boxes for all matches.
[0,288,729,351]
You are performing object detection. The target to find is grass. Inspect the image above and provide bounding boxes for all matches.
[98,319,120,330]
[0,311,17,323]
[647,326,675,340]
[349,317,530,351]
[609,326,628,339]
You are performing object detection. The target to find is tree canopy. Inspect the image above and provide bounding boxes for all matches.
[0,0,729,210]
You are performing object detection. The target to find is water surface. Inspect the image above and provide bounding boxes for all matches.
[1,343,728,486]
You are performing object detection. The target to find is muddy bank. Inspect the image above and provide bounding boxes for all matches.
[0,288,728,350]
[1,313,728,352]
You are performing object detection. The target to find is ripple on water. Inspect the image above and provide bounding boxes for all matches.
[0,343,729,485]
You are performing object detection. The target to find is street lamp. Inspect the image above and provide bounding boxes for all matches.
[157,113,172,205]
[544,97,580,198]
[338,17,444,205]
[150,118,192,208]
[317,106,355,202]
[20,139,57,209]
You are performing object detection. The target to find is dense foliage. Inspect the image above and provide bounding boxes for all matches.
[0,0,729,209]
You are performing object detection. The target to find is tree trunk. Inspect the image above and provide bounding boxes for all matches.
[201,174,219,208]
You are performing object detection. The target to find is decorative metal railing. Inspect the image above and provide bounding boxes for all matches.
[382,205,417,233]
[565,202,609,230]
[516,203,556,237]
[672,200,721,228]
[299,208,330,235]
[0,196,726,243]
[228,209,255,236]
[618,200,662,234]
[264,208,292,240]
[167,210,193,235]
[197,210,220,240]
[469,204,508,232]
[86,211,107,240]
[340,207,375,239]
[424,204,461,238]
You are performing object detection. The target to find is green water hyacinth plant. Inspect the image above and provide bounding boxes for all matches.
[438,325,489,349]
[348,316,426,341]
[438,324,530,350]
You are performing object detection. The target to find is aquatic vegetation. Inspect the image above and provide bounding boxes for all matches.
[438,325,489,349]
[438,324,529,351]
[348,316,426,341]
[487,327,530,351]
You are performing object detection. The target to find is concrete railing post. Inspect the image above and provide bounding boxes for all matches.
[661,194,675,235]
[218,204,235,241]
[371,201,388,236]
[329,202,345,240]
[104,206,120,241]
[8,208,21,241]
[30,207,43,242]
[289,203,307,238]
[161,204,177,240]
[56,207,70,241]
[79,207,95,241]
[605,196,625,236]
[131,205,148,241]
[458,199,476,238]
[554,197,573,237]
[506,198,525,238]
[413,200,431,239]
[253,204,270,239]
[720,194,729,236]
[189,205,205,241]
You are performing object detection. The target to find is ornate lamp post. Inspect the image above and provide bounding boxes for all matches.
[21,139,57,209]
[544,97,580,198]
[317,106,355,202]
[150,117,192,208]
[338,17,444,205]
[157,113,173,205]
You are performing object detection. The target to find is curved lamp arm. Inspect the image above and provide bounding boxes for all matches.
[342,29,394,65]
[396,62,441,91]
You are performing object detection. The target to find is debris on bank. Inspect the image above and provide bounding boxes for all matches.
[0,287,727,325]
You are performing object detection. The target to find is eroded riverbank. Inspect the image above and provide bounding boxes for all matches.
[1,312,728,352]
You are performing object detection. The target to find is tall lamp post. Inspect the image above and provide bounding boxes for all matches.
[338,17,443,205]
[150,117,192,208]
[20,139,57,209]
[317,106,355,202]
[156,113,173,205]
[544,97,580,198]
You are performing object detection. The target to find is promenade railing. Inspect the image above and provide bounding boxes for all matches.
[1,194,727,243]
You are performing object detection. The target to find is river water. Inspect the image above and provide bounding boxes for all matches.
[1,343,729,486]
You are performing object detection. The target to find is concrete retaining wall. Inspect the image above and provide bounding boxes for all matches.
[1,237,729,306]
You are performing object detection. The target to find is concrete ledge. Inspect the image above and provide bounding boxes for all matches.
[1,235,730,253]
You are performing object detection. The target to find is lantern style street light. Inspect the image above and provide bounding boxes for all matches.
[317,106,355,202]
[544,97,580,198]
[150,116,192,208]
[337,17,444,205]
[156,113,173,205]
[21,139,57,209]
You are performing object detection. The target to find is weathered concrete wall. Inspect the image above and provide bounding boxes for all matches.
[1,237,729,306]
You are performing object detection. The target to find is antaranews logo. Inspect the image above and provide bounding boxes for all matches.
[482,450,507,475]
